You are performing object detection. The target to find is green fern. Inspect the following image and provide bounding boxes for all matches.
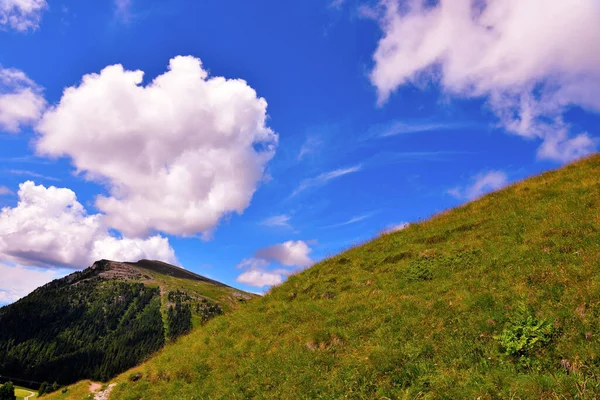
[496,307,554,358]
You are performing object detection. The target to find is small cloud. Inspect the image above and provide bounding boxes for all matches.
[0,67,47,133]
[236,269,284,287]
[292,165,361,197]
[448,171,508,201]
[255,240,313,268]
[0,186,13,196]
[382,222,409,234]
[236,240,314,288]
[536,126,596,163]
[260,214,292,228]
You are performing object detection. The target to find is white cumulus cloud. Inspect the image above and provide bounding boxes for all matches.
[255,240,314,268]
[0,181,177,269]
[448,170,508,200]
[370,0,600,162]
[0,67,46,133]
[35,56,277,238]
[236,269,285,287]
[236,240,314,288]
[0,0,47,31]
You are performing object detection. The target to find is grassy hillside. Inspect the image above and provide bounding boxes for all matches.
[54,155,600,399]
[0,259,254,387]
[15,385,38,400]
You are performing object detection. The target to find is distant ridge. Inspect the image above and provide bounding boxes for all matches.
[125,259,230,287]
[0,258,255,387]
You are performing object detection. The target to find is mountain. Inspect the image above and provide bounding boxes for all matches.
[0,259,254,387]
[49,154,600,399]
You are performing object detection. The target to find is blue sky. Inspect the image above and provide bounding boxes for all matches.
[1,0,599,303]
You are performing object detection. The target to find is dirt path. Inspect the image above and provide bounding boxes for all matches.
[89,382,102,392]
[22,390,35,400]
[93,383,116,400]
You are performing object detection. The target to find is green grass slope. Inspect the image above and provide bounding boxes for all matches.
[58,155,600,399]
[15,385,38,400]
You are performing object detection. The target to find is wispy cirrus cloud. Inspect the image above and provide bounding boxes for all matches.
[323,213,374,228]
[297,136,323,160]
[9,169,59,181]
[291,165,361,197]
[0,186,13,196]
[260,214,292,228]
[370,120,472,138]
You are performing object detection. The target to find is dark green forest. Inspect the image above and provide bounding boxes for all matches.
[0,259,240,388]
[0,277,165,385]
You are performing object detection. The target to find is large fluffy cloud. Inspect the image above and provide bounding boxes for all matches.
[0,0,46,31]
[36,56,277,238]
[370,0,600,162]
[236,240,314,288]
[0,181,177,269]
[0,67,46,133]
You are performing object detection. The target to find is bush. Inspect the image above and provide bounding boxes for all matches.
[496,306,554,365]
[0,381,15,400]
[407,260,434,281]
[38,382,49,396]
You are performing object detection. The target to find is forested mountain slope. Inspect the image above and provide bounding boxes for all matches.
[53,155,600,399]
[0,259,254,386]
